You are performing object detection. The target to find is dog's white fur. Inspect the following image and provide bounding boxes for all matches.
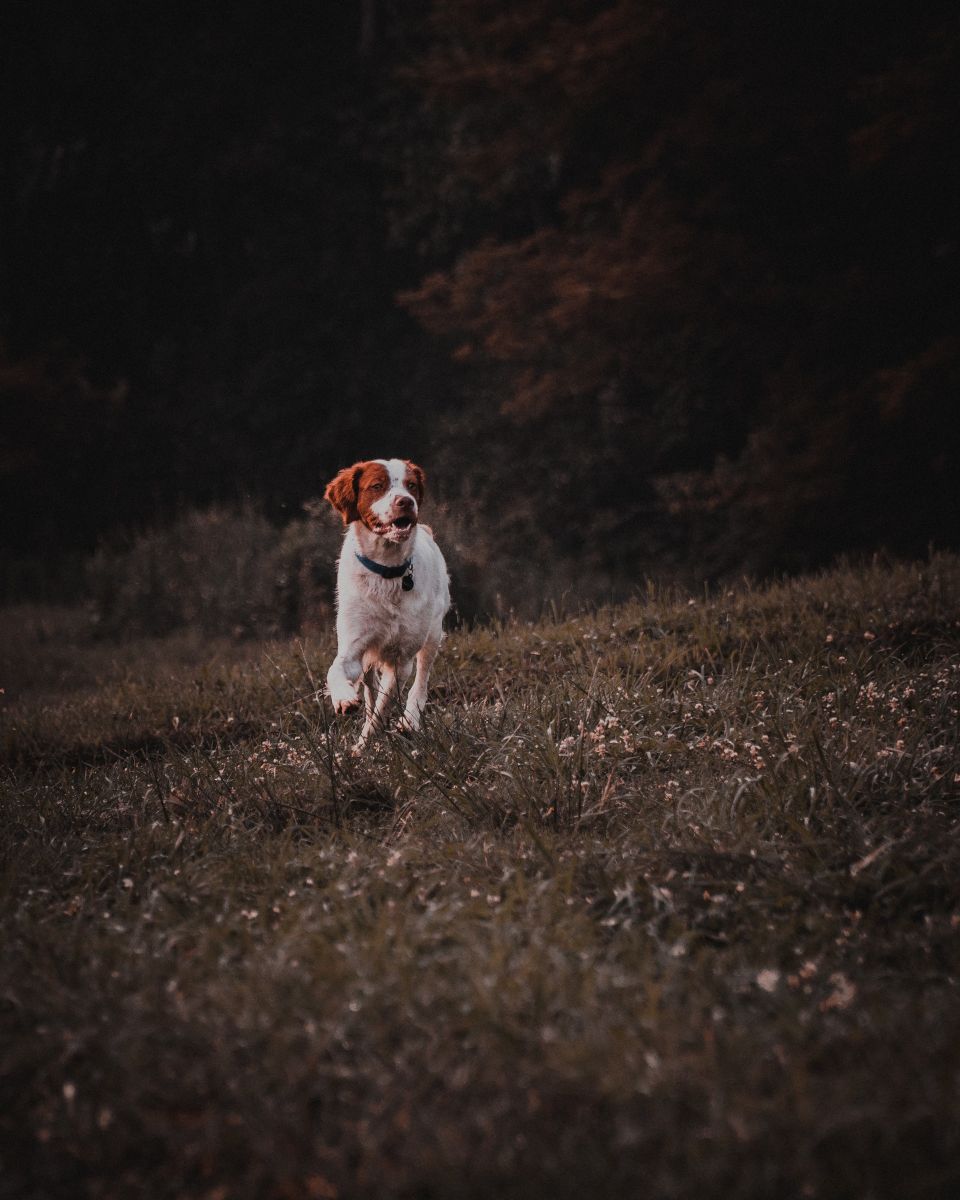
[325,458,450,751]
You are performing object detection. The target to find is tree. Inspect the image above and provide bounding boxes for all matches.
[394,0,960,574]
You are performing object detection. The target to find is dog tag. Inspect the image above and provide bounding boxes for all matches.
[402,572,414,591]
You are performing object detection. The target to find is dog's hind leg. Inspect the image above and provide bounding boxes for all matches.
[355,664,401,752]
[400,633,442,733]
[362,668,378,725]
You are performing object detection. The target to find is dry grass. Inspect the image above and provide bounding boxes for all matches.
[2,556,959,1198]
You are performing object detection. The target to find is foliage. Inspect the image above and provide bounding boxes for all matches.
[1,2,958,589]
[77,498,565,638]
[2,556,960,1197]
[0,4,445,563]
[83,506,341,639]
[396,1,960,571]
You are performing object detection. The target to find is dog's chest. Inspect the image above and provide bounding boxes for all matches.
[344,570,433,661]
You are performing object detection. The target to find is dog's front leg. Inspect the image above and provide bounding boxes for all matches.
[326,642,367,715]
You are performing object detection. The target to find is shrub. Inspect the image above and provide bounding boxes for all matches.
[82,493,636,641]
[85,506,341,639]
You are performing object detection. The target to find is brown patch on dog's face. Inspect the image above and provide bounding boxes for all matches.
[355,461,392,530]
[324,462,365,524]
[404,461,425,504]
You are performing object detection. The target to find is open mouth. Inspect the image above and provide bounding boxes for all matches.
[375,513,417,541]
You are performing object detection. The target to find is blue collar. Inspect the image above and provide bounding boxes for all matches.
[355,552,412,580]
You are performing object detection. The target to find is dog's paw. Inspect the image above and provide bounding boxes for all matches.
[327,682,361,715]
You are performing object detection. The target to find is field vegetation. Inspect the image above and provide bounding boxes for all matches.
[2,556,959,1198]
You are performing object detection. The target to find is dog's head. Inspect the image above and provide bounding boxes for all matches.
[324,458,426,544]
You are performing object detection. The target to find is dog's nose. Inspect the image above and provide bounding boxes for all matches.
[395,493,415,511]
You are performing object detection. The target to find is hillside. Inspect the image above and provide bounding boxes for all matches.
[2,556,959,1198]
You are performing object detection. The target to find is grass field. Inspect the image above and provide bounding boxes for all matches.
[2,557,959,1199]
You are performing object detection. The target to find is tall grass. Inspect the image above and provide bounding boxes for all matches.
[1,555,959,1198]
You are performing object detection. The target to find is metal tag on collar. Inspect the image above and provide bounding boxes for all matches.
[401,567,415,591]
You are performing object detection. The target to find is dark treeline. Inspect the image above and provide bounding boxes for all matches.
[3,1,959,598]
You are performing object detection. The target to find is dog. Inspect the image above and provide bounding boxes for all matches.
[324,458,450,751]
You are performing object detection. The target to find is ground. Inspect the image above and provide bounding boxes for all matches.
[2,557,959,1199]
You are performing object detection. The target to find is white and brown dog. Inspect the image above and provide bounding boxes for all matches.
[324,457,450,750]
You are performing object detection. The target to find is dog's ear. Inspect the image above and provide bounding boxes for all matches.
[405,461,426,504]
[324,463,363,524]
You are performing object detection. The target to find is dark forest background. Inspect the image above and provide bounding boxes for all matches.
[2,0,959,616]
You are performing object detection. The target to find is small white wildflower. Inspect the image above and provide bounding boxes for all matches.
[820,973,856,1011]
